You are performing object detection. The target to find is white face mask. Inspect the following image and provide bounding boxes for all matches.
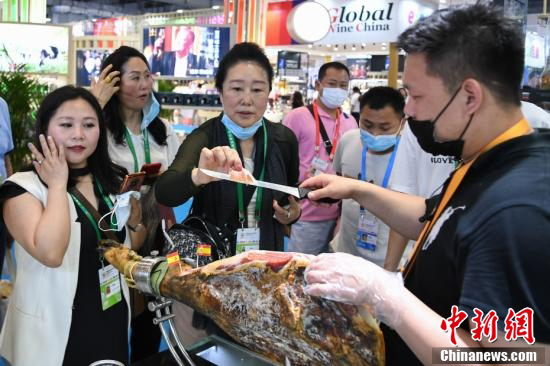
[98,191,141,232]
[320,87,348,109]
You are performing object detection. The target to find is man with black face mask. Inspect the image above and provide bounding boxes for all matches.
[300,3,550,365]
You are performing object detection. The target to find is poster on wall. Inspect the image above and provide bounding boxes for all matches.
[524,32,545,69]
[143,25,230,78]
[76,50,112,86]
[346,58,370,79]
[0,23,69,74]
[72,17,135,37]
[266,0,435,46]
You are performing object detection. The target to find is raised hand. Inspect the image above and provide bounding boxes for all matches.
[192,146,243,186]
[300,173,361,202]
[28,134,68,189]
[91,64,121,109]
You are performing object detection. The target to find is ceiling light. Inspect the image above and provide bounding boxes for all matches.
[45,17,51,22]
[308,44,313,48]
[361,43,366,47]
[327,44,331,47]
[176,9,184,13]
[333,47,338,51]
[382,46,387,50]
[352,46,356,51]
[212,5,221,9]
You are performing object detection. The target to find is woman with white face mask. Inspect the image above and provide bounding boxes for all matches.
[0,86,140,365]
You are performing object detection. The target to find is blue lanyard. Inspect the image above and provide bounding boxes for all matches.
[360,136,401,188]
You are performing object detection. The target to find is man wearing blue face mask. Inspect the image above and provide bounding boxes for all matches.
[331,87,405,269]
[283,62,358,255]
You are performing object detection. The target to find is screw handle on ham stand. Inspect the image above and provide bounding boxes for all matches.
[129,249,196,366]
[148,297,196,366]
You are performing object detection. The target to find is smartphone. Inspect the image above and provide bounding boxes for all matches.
[119,172,146,194]
[140,162,162,177]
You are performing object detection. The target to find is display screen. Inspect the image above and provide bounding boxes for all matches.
[143,25,230,78]
[346,58,370,79]
[0,23,69,74]
[370,55,405,72]
[76,50,112,86]
[277,51,302,70]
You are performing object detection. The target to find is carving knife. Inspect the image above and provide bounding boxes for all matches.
[199,168,339,204]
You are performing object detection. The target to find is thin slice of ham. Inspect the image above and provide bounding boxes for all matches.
[228,168,256,185]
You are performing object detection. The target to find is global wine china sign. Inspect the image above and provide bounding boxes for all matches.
[286,0,436,45]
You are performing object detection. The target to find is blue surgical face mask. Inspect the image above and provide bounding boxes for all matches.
[141,94,160,131]
[320,87,348,109]
[221,113,263,140]
[360,129,399,152]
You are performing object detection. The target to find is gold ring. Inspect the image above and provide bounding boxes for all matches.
[105,76,111,83]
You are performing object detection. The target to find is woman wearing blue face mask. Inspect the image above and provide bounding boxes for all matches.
[331,86,406,271]
[93,46,180,177]
[155,42,301,251]
[92,45,181,363]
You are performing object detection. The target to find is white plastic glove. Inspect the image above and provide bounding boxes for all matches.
[304,252,405,328]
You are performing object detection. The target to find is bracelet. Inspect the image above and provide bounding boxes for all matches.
[128,223,145,232]
[288,209,302,225]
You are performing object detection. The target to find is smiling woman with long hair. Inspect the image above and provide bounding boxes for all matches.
[0,86,143,365]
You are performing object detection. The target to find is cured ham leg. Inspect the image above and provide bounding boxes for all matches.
[101,241,385,365]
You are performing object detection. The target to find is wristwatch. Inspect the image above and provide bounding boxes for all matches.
[128,223,145,232]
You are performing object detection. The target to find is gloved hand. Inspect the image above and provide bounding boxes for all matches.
[304,252,405,328]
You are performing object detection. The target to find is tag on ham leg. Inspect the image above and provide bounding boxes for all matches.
[101,244,385,365]
[228,168,256,185]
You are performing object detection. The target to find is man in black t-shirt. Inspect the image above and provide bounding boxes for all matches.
[301,3,550,365]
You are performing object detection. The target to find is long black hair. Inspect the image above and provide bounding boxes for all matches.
[34,86,126,194]
[100,45,168,145]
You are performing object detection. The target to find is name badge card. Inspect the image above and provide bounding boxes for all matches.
[236,227,260,254]
[356,210,379,252]
[99,264,122,311]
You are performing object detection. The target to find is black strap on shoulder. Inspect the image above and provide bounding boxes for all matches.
[68,186,119,242]
[306,104,333,156]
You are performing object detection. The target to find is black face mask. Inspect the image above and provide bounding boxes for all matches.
[407,86,474,160]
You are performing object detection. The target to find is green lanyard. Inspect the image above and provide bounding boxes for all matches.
[225,121,268,226]
[124,127,151,173]
[69,179,117,241]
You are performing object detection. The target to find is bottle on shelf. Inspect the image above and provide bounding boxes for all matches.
[539,56,550,89]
